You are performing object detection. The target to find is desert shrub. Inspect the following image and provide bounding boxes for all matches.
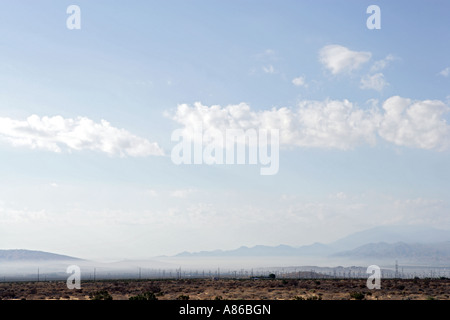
[286,280,299,287]
[177,294,190,300]
[214,296,223,300]
[293,294,322,300]
[349,291,365,300]
[89,290,113,300]
[28,288,37,295]
[268,274,276,279]
[129,291,158,301]
[144,283,161,294]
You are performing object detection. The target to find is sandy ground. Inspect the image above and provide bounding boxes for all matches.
[0,278,449,300]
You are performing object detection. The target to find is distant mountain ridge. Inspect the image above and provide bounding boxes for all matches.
[330,225,450,251]
[175,242,333,257]
[0,249,81,261]
[174,225,450,261]
[334,241,450,265]
[3,225,450,265]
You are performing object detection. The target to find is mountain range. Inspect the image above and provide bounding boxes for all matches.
[2,225,449,266]
[174,225,450,265]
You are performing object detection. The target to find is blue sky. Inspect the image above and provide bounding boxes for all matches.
[0,1,449,260]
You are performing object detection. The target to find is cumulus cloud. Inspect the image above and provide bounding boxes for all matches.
[318,46,394,90]
[360,73,388,91]
[170,96,450,151]
[170,100,378,150]
[378,96,450,150]
[319,45,371,75]
[292,76,307,87]
[0,115,164,157]
[293,100,380,149]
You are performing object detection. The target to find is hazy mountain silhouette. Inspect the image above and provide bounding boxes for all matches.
[328,225,450,251]
[175,242,333,257]
[174,225,450,259]
[0,249,81,261]
[4,225,449,265]
[334,241,450,265]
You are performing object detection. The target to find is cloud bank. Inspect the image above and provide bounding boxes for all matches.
[0,115,164,157]
[170,96,450,151]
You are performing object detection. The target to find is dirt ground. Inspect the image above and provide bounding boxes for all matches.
[0,278,448,300]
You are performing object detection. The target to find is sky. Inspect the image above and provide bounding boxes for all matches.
[0,0,449,260]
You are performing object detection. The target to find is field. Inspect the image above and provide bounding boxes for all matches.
[0,278,449,300]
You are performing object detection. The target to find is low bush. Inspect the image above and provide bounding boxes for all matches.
[89,290,113,300]
[349,291,365,300]
[129,291,158,301]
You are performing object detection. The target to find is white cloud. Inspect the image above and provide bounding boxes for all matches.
[170,96,450,151]
[319,45,371,75]
[439,67,450,77]
[378,96,450,150]
[360,72,388,91]
[170,100,378,150]
[0,115,164,157]
[293,100,380,149]
[262,64,275,74]
[370,54,395,72]
[256,49,278,75]
[0,206,50,224]
[292,76,307,87]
